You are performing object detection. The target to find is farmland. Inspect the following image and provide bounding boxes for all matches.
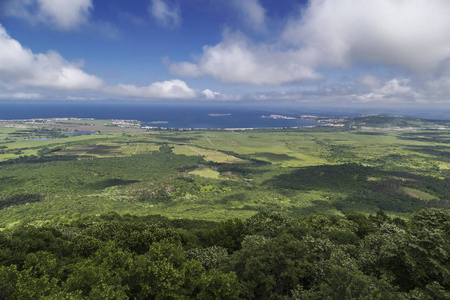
[0,116,449,226]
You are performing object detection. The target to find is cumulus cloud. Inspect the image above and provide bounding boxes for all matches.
[170,0,450,86]
[375,79,413,96]
[200,89,240,101]
[0,25,199,100]
[0,25,104,90]
[357,79,418,102]
[2,0,93,30]
[105,80,197,99]
[149,0,181,28]
[232,0,266,32]
[283,0,450,71]
[169,31,320,85]
[202,89,220,99]
[242,76,431,105]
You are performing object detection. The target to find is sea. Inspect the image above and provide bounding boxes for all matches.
[0,100,448,129]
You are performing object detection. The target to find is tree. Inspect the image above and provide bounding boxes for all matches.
[229,234,312,299]
[159,143,174,153]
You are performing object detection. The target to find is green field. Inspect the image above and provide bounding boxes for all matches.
[189,167,221,179]
[0,116,449,227]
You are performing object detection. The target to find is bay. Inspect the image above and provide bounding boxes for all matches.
[0,100,448,128]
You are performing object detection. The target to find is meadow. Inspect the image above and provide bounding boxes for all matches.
[0,116,449,227]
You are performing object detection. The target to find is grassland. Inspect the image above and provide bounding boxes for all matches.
[0,116,448,227]
[189,167,221,179]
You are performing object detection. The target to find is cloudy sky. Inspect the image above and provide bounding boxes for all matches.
[1,0,450,107]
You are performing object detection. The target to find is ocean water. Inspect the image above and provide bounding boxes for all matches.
[0,100,448,128]
[0,101,320,128]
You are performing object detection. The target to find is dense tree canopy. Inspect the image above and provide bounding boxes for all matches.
[0,208,449,299]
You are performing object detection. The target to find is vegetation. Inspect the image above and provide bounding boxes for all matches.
[0,116,448,298]
[0,116,449,225]
[0,209,449,299]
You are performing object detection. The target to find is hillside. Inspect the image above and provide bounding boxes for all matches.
[0,116,448,226]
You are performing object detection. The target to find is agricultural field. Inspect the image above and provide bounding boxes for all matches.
[0,116,449,227]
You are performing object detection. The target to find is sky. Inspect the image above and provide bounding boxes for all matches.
[1,0,450,109]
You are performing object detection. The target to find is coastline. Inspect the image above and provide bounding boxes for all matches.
[1,117,324,131]
[3,114,448,131]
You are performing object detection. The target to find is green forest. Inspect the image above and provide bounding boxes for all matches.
[0,116,449,299]
[1,209,449,299]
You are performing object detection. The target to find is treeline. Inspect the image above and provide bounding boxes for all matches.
[265,163,450,213]
[1,209,449,299]
[399,132,450,144]
[7,128,69,139]
[0,154,78,166]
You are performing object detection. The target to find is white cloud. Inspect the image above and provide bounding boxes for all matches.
[243,76,433,105]
[202,89,220,99]
[105,80,197,99]
[169,31,320,85]
[170,0,450,87]
[358,79,417,102]
[283,0,450,72]
[0,25,104,90]
[0,24,212,100]
[0,92,42,99]
[200,89,240,101]
[149,0,181,28]
[2,0,93,30]
[376,79,412,96]
[232,0,266,32]
[66,96,88,100]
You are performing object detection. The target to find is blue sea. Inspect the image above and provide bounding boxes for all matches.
[0,100,448,129]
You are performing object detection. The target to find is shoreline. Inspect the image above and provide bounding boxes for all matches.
[142,125,327,131]
[1,117,325,131]
[2,115,448,131]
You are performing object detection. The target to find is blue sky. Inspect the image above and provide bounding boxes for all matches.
[1,0,450,108]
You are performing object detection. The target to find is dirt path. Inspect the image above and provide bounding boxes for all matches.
[188,146,206,156]
[206,137,214,146]
[134,143,140,154]
[80,143,99,156]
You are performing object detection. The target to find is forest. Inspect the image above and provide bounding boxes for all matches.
[0,116,449,299]
[0,209,449,299]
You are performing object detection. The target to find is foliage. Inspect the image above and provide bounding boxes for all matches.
[0,209,448,299]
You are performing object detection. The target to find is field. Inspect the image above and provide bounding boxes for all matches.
[0,116,449,227]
